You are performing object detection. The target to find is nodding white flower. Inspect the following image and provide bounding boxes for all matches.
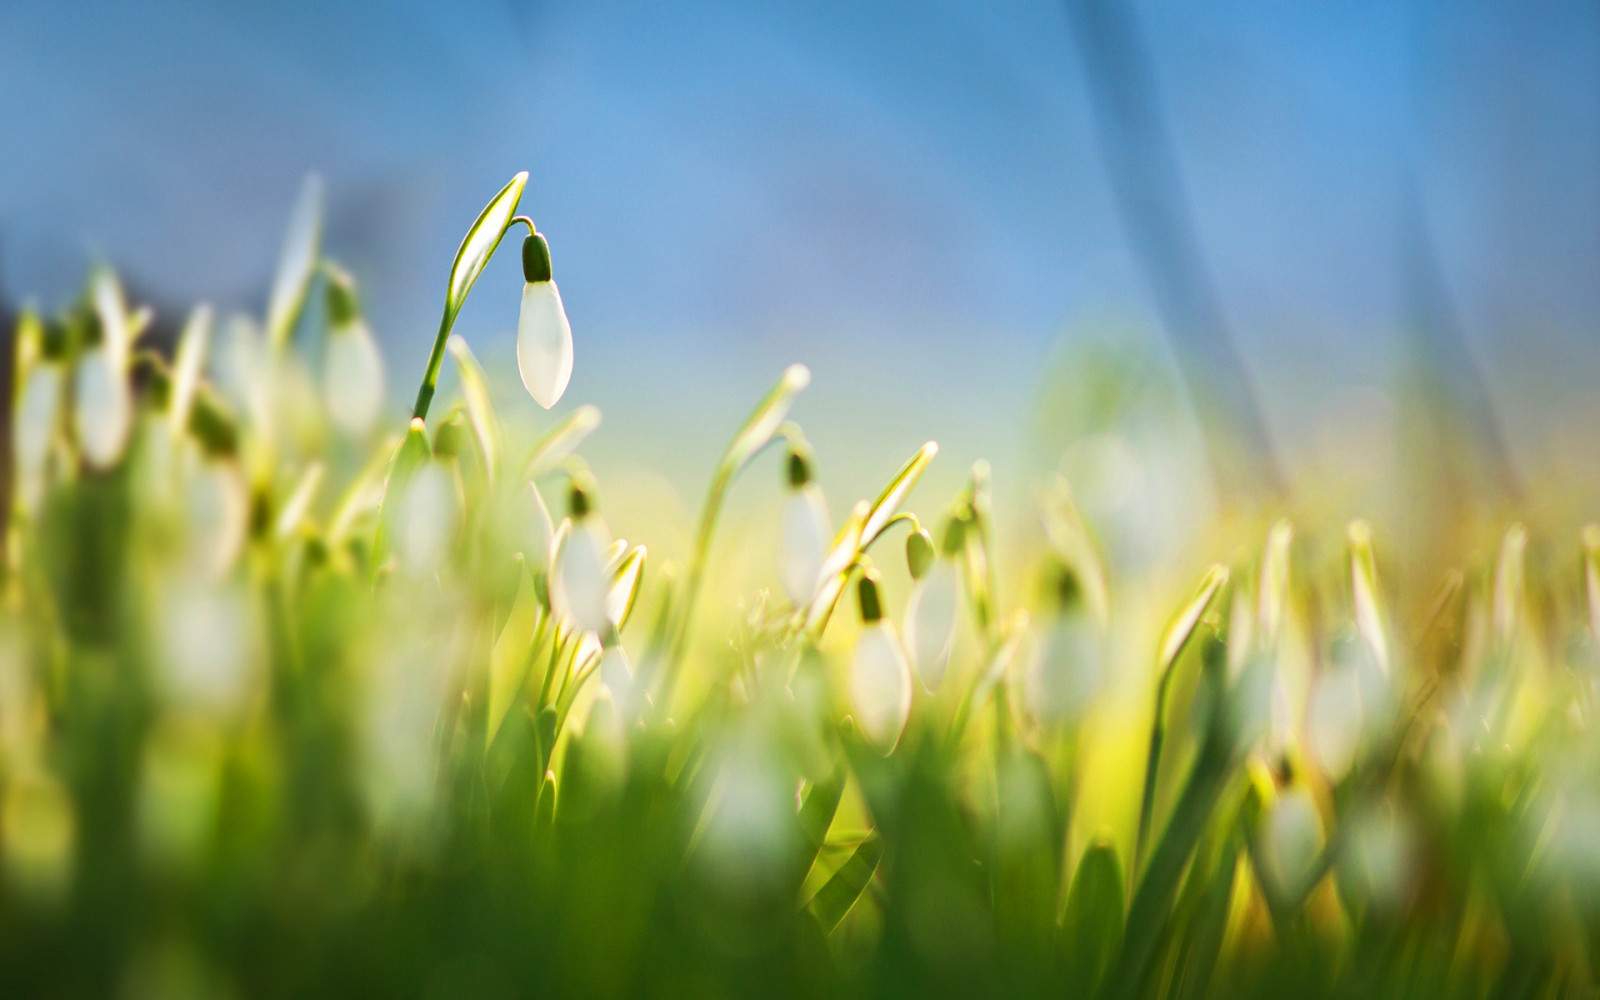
[778,447,830,605]
[74,346,132,469]
[321,265,385,435]
[516,233,573,409]
[1257,786,1325,903]
[14,363,62,508]
[1308,629,1387,782]
[322,319,385,435]
[393,463,457,576]
[599,642,634,710]
[551,480,611,634]
[1023,568,1101,729]
[848,572,912,752]
[904,560,959,691]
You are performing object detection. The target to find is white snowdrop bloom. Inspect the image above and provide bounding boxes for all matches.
[322,319,385,435]
[516,233,573,409]
[394,464,457,576]
[553,515,612,634]
[1341,802,1417,910]
[779,485,830,605]
[1308,661,1363,782]
[850,620,912,753]
[522,483,555,569]
[14,364,61,508]
[73,346,131,469]
[180,456,249,580]
[598,643,634,710]
[1025,611,1102,729]
[904,560,959,691]
[156,580,255,715]
[1258,787,1325,902]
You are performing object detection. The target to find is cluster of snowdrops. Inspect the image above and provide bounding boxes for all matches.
[1,174,1600,997]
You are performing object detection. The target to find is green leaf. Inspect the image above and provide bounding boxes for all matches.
[446,333,502,483]
[793,762,848,885]
[1156,563,1229,676]
[1061,839,1126,994]
[1348,519,1389,672]
[720,363,810,477]
[522,404,603,478]
[859,440,938,548]
[274,462,324,541]
[444,172,527,328]
[1257,519,1293,648]
[266,174,323,351]
[808,831,883,934]
[168,304,213,437]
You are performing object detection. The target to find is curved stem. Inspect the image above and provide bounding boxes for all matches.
[411,307,453,421]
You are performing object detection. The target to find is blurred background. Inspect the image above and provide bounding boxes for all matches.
[2,0,1598,567]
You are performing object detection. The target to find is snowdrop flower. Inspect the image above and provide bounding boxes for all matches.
[551,477,612,634]
[598,642,634,717]
[393,463,457,576]
[778,446,830,605]
[1308,628,1389,782]
[320,265,385,436]
[1257,784,1325,903]
[516,232,573,409]
[1023,567,1102,729]
[14,361,61,510]
[903,520,961,691]
[75,272,134,469]
[849,570,912,753]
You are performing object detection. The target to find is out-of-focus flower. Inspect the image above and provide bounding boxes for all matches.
[321,265,385,436]
[849,570,912,752]
[1257,784,1325,903]
[778,446,830,605]
[904,523,962,691]
[552,477,612,633]
[516,233,573,409]
[1023,567,1102,729]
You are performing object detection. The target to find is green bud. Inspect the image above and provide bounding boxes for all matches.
[939,514,967,557]
[568,472,596,520]
[857,568,884,624]
[324,262,360,327]
[786,444,814,489]
[1054,564,1082,610]
[188,387,240,458]
[906,528,935,581]
[522,232,553,284]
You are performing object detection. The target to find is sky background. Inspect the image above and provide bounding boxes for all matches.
[1,0,1597,534]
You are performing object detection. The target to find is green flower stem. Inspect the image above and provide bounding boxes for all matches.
[410,308,455,421]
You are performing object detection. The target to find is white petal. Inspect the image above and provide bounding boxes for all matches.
[599,644,634,708]
[849,623,912,751]
[1025,613,1102,728]
[554,519,611,633]
[904,561,959,690]
[15,365,61,484]
[516,281,574,409]
[1259,789,1325,901]
[778,487,829,604]
[1308,663,1363,782]
[395,464,457,575]
[323,319,385,435]
[74,347,131,468]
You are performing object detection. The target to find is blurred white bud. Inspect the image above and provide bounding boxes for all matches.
[779,485,830,605]
[13,364,61,509]
[553,516,612,633]
[904,560,959,691]
[1257,787,1325,902]
[73,346,131,468]
[322,319,385,435]
[394,464,457,576]
[516,281,573,410]
[1340,800,1417,911]
[1308,661,1363,782]
[1024,611,1102,729]
[849,622,912,752]
[155,580,257,715]
[599,643,633,708]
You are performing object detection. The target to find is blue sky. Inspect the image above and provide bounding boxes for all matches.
[2,0,1597,511]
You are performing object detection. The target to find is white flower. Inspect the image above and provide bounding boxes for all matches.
[14,364,61,508]
[779,485,830,604]
[516,281,573,409]
[322,318,385,435]
[1308,661,1363,782]
[904,560,960,691]
[1257,788,1325,902]
[74,346,132,469]
[552,516,612,634]
[599,643,633,707]
[393,464,457,576]
[849,622,912,752]
[1024,611,1102,729]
